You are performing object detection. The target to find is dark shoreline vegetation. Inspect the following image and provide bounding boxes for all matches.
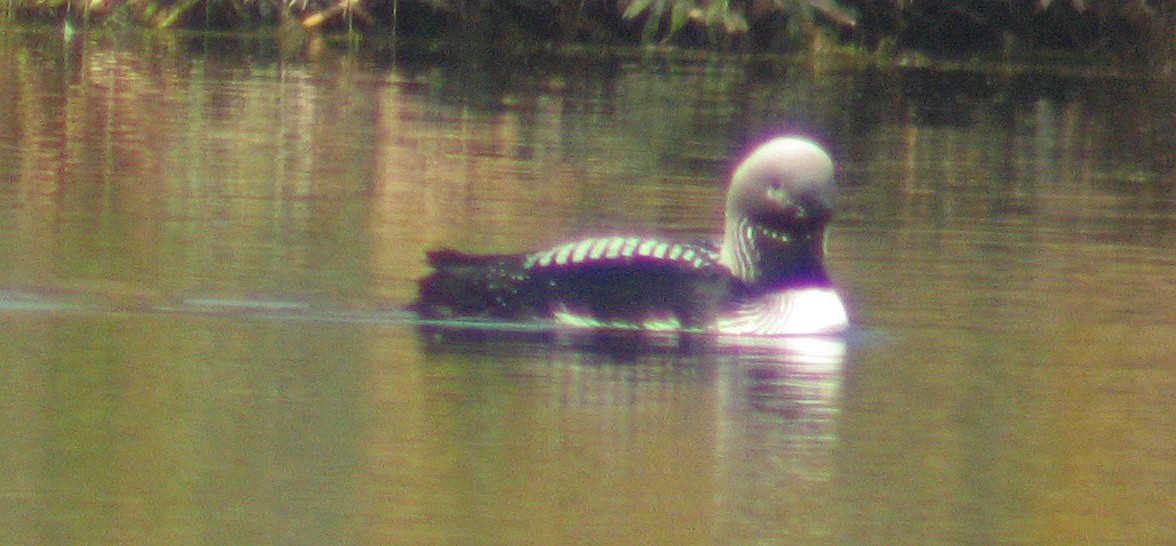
[6,0,1175,72]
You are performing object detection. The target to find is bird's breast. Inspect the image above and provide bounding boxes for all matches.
[717,288,848,336]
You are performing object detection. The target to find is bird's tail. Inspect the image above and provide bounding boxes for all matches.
[410,250,533,319]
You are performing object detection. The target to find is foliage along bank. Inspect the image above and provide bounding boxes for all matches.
[9,0,1176,70]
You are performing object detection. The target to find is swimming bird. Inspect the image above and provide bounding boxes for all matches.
[412,136,848,336]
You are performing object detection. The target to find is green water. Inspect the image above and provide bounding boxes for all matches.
[2,27,1175,545]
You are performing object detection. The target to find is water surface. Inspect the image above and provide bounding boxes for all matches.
[1,27,1175,545]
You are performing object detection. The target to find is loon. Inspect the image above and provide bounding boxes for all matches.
[412,136,849,336]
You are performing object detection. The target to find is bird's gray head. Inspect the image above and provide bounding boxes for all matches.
[719,137,836,288]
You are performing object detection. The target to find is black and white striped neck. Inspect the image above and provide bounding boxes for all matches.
[719,216,829,290]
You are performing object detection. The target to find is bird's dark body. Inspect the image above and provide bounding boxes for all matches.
[413,238,733,328]
[411,136,850,336]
